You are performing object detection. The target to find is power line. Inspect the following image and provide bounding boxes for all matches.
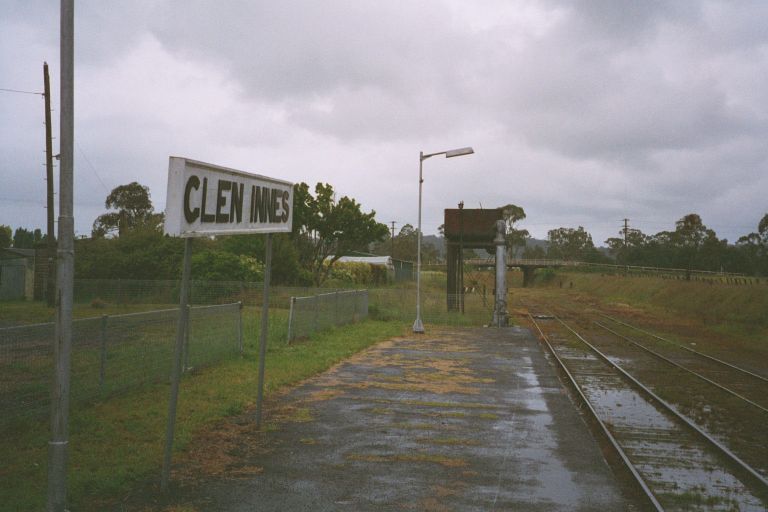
[76,142,110,193]
[0,87,43,96]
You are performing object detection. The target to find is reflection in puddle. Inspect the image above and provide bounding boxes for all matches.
[580,376,765,510]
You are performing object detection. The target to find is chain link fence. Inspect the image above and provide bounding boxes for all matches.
[1,276,498,430]
[368,287,494,326]
[287,290,368,342]
[0,303,241,429]
[71,278,321,308]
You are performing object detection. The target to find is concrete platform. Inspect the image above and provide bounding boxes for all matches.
[184,327,634,511]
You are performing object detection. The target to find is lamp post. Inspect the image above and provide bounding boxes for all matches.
[413,146,474,333]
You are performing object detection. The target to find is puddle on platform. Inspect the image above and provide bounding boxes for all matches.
[516,362,550,413]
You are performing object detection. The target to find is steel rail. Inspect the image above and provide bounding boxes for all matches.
[527,313,665,511]
[554,314,768,492]
[594,321,768,414]
[600,313,768,384]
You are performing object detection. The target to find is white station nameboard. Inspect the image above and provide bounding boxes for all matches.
[164,157,293,238]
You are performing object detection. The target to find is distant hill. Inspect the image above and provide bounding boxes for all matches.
[422,235,445,258]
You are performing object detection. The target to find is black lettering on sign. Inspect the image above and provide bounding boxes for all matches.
[270,188,280,222]
[260,187,270,222]
[249,185,256,222]
[200,178,215,223]
[281,190,290,222]
[216,180,231,223]
[252,186,266,222]
[230,182,244,223]
[183,175,200,223]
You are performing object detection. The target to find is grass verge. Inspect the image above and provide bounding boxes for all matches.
[0,318,405,511]
[550,272,768,330]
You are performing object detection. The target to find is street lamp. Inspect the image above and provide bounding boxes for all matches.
[413,146,474,333]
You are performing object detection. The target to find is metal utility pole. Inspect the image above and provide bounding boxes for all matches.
[413,146,473,334]
[161,238,193,491]
[255,233,273,428]
[43,62,56,306]
[458,201,464,314]
[390,221,396,258]
[48,1,74,511]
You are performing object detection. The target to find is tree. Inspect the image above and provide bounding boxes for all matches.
[522,244,546,259]
[369,223,440,264]
[0,225,12,249]
[293,182,389,285]
[546,226,596,261]
[191,250,263,282]
[220,233,306,285]
[499,204,529,258]
[92,182,160,237]
[605,228,647,265]
[12,227,44,249]
[735,213,768,275]
[75,228,184,280]
[671,213,718,278]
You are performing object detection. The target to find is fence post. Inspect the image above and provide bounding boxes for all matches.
[99,315,108,390]
[183,305,191,371]
[313,295,319,334]
[335,291,340,325]
[287,297,296,344]
[237,301,244,354]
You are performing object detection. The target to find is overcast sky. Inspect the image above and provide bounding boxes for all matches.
[2,1,767,246]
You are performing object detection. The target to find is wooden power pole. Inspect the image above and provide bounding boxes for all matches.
[390,221,396,258]
[623,218,629,245]
[44,62,56,306]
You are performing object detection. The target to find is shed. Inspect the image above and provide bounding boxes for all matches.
[327,255,414,282]
[0,248,35,300]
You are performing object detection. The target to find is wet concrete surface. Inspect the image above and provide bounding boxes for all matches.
[181,327,635,511]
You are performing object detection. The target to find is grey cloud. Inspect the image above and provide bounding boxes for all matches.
[2,0,768,245]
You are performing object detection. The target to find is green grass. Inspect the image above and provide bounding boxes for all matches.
[546,272,768,330]
[0,300,173,327]
[0,316,405,511]
[1,279,495,511]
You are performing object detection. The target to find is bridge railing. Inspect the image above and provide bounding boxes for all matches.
[464,258,745,277]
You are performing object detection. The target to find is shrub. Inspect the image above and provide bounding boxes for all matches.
[90,298,107,309]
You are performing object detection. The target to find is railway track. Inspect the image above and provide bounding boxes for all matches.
[549,302,768,478]
[598,313,768,385]
[524,305,768,511]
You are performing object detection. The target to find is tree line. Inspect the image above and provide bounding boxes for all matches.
[4,186,767,282]
[517,212,768,277]
[75,181,388,286]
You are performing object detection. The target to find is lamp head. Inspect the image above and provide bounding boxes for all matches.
[445,147,474,158]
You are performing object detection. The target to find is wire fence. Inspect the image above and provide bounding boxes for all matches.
[368,288,494,327]
[1,277,500,430]
[0,303,241,429]
[287,290,369,342]
[71,278,319,308]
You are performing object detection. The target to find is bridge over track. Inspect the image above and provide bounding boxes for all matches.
[465,259,578,287]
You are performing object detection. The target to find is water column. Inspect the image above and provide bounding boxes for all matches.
[492,219,509,327]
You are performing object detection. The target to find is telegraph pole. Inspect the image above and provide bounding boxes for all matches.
[622,218,629,247]
[390,221,396,258]
[43,62,56,306]
[622,218,630,273]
